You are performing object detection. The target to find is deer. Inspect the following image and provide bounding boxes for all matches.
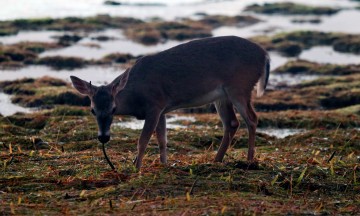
[70,36,270,170]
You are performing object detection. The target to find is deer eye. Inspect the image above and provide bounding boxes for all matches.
[111,107,116,114]
[91,108,96,116]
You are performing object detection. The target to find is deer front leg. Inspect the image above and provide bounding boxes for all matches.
[156,114,167,164]
[134,110,161,170]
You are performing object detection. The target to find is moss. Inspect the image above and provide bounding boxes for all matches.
[274,41,303,57]
[0,15,144,35]
[320,89,360,109]
[1,77,90,108]
[195,15,260,28]
[91,35,116,41]
[274,60,360,75]
[333,36,360,54]
[245,2,340,15]
[291,18,321,24]
[11,18,55,29]
[124,21,211,45]
[104,0,122,6]
[258,110,360,128]
[102,53,137,63]
[0,28,18,36]
[37,56,87,70]
[125,25,163,45]
[0,42,62,68]
[254,73,360,111]
[55,34,83,46]
[12,91,90,108]
[251,31,360,56]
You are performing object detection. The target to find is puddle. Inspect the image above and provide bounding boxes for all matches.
[114,115,196,130]
[257,128,305,138]
[0,66,126,85]
[114,114,307,140]
[299,46,360,65]
[0,92,31,116]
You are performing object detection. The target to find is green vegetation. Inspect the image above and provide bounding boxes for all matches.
[0,15,143,33]
[251,31,360,56]
[0,77,89,108]
[0,42,63,69]
[274,60,360,75]
[245,2,340,15]
[0,42,139,69]
[254,73,360,110]
[37,56,88,70]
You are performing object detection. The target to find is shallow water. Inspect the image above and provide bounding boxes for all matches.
[257,128,305,138]
[0,30,59,44]
[0,0,356,21]
[299,46,360,65]
[114,114,306,139]
[114,115,196,130]
[268,73,320,88]
[0,92,31,116]
[0,66,125,85]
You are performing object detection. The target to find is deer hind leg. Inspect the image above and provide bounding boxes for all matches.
[214,99,239,162]
[229,95,258,162]
[155,114,167,164]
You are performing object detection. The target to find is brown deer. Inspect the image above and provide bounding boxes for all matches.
[70,36,270,169]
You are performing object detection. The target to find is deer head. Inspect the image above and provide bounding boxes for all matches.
[70,69,129,143]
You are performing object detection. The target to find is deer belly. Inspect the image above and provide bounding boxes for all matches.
[167,86,225,111]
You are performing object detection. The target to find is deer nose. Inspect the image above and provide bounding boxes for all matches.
[98,135,110,143]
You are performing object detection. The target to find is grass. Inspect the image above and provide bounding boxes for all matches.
[0,109,359,215]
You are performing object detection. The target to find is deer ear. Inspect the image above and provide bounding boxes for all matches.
[70,76,95,96]
[111,69,130,96]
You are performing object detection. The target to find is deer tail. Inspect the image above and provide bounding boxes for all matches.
[257,55,270,97]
